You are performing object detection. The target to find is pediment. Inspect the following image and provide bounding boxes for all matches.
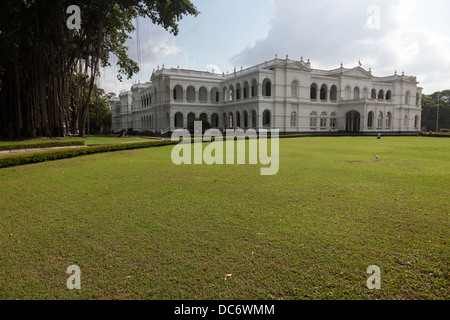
[342,67,373,79]
[286,61,311,72]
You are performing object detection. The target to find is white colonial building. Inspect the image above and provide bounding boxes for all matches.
[111,56,422,135]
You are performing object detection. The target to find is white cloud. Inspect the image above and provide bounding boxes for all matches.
[230,0,450,94]
[206,64,222,74]
[100,20,184,94]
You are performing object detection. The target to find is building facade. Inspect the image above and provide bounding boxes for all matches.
[111,56,422,134]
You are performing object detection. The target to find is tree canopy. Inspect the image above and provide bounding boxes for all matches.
[421,90,450,131]
[0,0,199,139]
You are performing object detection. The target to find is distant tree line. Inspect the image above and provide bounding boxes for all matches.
[421,90,450,132]
[0,0,198,139]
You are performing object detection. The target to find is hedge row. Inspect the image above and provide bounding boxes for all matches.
[0,139,178,168]
[419,131,450,137]
[0,139,85,151]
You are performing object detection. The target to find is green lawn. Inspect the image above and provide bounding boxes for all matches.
[0,136,448,300]
[0,135,148,147]
[84,135,149,145]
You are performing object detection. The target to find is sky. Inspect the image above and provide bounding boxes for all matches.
[98,0,450,96]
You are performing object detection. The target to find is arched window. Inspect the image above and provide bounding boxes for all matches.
[386,90,392,100]
[367,111,374,129]
[310,112,317,129]
[200,113,207,123]
[186,86,195,102]
[290,111,297,127]
[229,85,234,102]
[251,110,257,127]
[174,112,183,128]
[187,112,196,127]
[223,87,228,102]
[386,112,392,128]
[330,85,337,101]
[173,85,183,101]
[229,112,234,128]
[199,87,207,103]
[378,90,384,100]
[320,84,328,100]
[310,83,318,100]
[243,82,249,99]
[291,81,299,98]
[371,89,377,99]
[263,110,271,127]
[243,111,248,128]
[236,83,241,100]
[223,113,227,128]
[236,111,241,127]
[330,112,337,129]
[211,113,219,128]
[262,79,271,97]
[320,112,327,128]
[377,112,383,128]
[211,87,219,102]
[354,87,360,100]
[251,79,257,97]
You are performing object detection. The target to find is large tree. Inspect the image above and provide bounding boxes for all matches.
[0,0,198,139]
[421,90,450,131]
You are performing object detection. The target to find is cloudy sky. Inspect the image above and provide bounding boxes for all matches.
[99,0,450,95]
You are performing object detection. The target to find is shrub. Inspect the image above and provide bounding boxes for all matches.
[0,139,178,168]
[419,131,450,137]
[0,139,85,151]
[187,118,211,134]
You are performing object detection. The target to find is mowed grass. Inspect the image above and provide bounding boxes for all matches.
[84,135,149,145]
[0,136,448,300]
[0,135,148,147]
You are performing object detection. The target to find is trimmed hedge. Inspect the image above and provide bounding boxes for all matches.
[0,139,178,168]
[0,139,85,151]
[419,131,450,137]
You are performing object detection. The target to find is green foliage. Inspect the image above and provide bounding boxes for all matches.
[0,0,199,138]
[187,118,212,134]
[419,131,450,137]
[0,139,177,168]
[0,139,85,151]
[421,90,450,131]
[88,87,113,134]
